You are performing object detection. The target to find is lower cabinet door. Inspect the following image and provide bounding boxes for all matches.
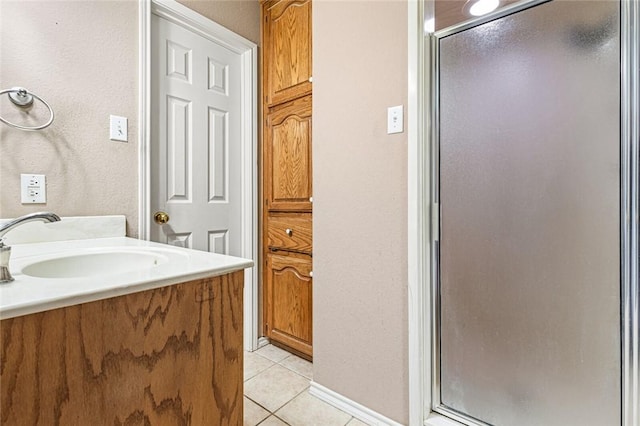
[265,252,312,357]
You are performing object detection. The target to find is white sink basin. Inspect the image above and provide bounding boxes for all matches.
[1,236,254,320]
[19,248,185,279]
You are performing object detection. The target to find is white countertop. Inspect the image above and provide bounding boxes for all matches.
[0,237,253,320]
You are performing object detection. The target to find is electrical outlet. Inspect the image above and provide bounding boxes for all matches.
[110,115,128,142]
[21,174,46,204]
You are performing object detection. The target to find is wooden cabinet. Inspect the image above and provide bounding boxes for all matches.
[265,252,313,356]
[264,95,312,211]
[261,0,313,358]
[263,0,312,106]
[0,272,244,425]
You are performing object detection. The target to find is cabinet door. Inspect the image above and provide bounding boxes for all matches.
[265,95,312,211]
[265,253,312,357]
[263,0,312,106]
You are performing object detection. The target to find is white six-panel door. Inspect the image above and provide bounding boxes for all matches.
[150,14,242,256]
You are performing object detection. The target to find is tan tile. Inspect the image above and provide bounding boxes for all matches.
[245,350,276,381]
[255,344,291,363]
[244,397,270,426]
[244,364,309,412]
[259,415,289,426]
[275,390,352,426]
[279,355,313,379]
[346,418,370,426]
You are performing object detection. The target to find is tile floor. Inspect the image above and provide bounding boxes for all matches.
[244,344,369,426]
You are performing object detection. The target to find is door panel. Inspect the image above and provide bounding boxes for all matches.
[265,253,312,356]
[264,0,312,106]
[166,95,191,202]
[438,2,620,425]
[151,15,242,256]
[265,95,312,211]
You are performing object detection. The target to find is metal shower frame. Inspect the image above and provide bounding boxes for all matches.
[427,1,640,425]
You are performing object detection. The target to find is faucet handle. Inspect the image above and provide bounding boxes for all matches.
[0,241,13,283]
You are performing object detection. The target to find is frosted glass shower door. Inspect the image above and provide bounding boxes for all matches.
[437,2,621,425]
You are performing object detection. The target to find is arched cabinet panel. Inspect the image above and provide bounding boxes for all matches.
[263,0,312,106]
[265,253,313,356]
[265,96,312,212]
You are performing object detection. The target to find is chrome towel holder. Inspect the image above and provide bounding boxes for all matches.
[0,87,55,131]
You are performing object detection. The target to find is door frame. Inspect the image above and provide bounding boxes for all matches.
[139,0,260,351]
[407,0,640,425]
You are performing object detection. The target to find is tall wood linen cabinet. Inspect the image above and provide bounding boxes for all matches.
[261,0,313,359]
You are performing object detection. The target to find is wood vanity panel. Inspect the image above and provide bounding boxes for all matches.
[0,271,243,426]
[267,213,312,253]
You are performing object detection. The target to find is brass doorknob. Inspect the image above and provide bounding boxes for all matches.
[154,211,170,225]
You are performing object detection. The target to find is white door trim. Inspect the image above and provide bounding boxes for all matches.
[139,0,260,351]
[408,0,432,425]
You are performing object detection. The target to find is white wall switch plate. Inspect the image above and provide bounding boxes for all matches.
[387,105,404,134]
[109,115,128,142]
[21,174,46,204]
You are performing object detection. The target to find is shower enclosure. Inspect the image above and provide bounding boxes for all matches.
[431,1,639,425]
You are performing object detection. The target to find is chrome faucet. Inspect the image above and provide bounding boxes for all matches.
[0,212,61,283]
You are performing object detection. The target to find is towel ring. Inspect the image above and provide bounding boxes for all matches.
[0,87,55,131]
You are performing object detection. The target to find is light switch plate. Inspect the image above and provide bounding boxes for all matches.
[21,174,46,204]
[387,105,404,134]
[110,115,128,142]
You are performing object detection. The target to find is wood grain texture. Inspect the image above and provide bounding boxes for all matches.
[267,213,312,254]
[265,95,313,212]
[260,0,313,359]
[0,271,244,426]
[264,0,312,106]
[265,252,312,357]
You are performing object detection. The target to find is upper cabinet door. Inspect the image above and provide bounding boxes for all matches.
[265,95,312,211]
[263,0,312,106]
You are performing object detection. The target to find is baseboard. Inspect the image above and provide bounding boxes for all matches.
[257,336,270,349]
[309,381,404,426]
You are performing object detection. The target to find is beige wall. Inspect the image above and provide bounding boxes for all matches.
[313,1,409,424]
[0,0,260,237]
[177,0,260,44]
[0,0,140,235]
[1,0,410,420]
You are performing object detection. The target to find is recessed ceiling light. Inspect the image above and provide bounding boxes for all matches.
[464,0,500,17]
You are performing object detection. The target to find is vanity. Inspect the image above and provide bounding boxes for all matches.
[0,216,252,425]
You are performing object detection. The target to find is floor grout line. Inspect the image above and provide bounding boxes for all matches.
[245,345,328,426]
[244,393,272,414]
[268,384,311,415]
[273,413,292,425]
[244,361,278,383]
